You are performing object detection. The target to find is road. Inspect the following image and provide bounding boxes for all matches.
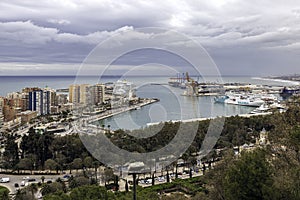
[0,174,62,195]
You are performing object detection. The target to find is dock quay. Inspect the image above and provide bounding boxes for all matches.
[86,99,159,123]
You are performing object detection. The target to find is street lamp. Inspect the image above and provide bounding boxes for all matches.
[128,162,145,200]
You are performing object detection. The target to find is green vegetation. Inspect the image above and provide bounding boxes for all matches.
[1,128,96,173]
[0,186,9,200]
[223,149,273,200]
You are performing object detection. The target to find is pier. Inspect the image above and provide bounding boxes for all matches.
[85,99,159,124]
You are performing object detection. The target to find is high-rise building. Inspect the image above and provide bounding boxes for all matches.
[79,84,90,105]
[28,90,51,115]
[22,87,42,111]
[69,84,106,106]
[89,84,105,105]
[69,84,80,104]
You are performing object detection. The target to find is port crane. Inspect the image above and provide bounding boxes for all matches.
[185,72,199,96]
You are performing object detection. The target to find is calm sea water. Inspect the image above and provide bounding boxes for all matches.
[0,76,296,130]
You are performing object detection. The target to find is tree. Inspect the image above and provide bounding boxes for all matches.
[45,159,58,172]
[41,182,64,196]
[43,191,70,200]
[103,168,115,185]
[17,158,34,173]
[41,176,45,183]
[70,185,112,200]
[0,186,9,200]
[14,188,35,200]
[166,171,170,183]
[125,180,129,192]
[93,160,100,184]
[3,135,19,168]
[28,183,38,197]
[69,177,90,189]
[223,149,274,200]
[83,156,93,168]
[72,158,83,172]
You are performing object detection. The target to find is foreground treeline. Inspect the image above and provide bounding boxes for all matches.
[1,128,99,173]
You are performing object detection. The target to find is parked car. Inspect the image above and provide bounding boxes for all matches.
[0,178,10,183]
[20,181,25,186]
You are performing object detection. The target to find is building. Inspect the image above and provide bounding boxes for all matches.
[69,84,105,106]
[111,80,136,107]
[56,94,68,105]
[113,80,136,99]
[79,84,90,105]
[113,80,136,103]
[256,128,270,146]
[29,90,51,115]
[69,84,80,104]
[22,87,42,110]
[88,84,105,105]
[0,97,4,133]
[3,117,21,130]
[3,104,18,122]
[16,110,37,123]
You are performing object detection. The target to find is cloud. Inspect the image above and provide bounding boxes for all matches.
[48,19,71,25]
[0,0,300,75]
[0,21,137,45]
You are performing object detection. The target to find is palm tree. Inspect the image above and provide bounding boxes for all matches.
[41,176,45,183]
[125,179,129,192]
[28,183,38,198]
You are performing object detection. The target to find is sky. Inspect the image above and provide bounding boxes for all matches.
[0,0,300,76]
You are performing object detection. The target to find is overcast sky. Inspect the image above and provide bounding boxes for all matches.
[0,0,300,76]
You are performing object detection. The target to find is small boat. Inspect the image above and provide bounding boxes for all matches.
[250,101,286,114]
[250,104,270,114]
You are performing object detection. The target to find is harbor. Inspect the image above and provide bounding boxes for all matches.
[1,75,298,132]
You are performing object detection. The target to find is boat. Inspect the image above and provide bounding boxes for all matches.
[250,104,270,114]
[198,84,225,95]
[280,87,300,98]
[250,101,286,114]
[214,92,265,107]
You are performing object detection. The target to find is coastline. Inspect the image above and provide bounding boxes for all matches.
[146,112,272,127]
[252,77,300,85]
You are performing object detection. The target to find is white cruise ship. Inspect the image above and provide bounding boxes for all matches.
[214,92,265,107]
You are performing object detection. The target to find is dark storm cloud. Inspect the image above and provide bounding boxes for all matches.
[0,0,300,75]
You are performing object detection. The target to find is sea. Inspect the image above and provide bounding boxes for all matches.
[0,76,298,130]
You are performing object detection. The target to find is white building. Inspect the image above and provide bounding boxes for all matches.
[113,80,136,99]
[111,80,136,107]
